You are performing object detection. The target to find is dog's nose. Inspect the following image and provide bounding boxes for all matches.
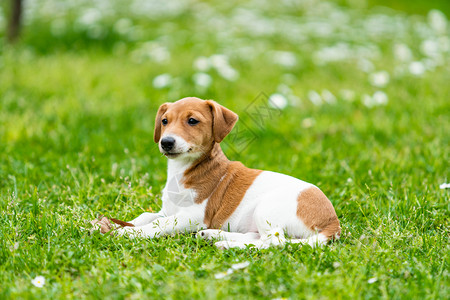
[160,137,176,151]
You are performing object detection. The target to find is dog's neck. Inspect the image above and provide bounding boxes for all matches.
[167,143,229,181]
[167,156,195,180]
[189,143,229,171]
[184,143,231,203]
[166,143,230,204]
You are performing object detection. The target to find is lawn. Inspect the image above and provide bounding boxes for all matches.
[0,0,449,299]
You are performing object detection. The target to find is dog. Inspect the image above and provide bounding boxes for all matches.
[116,97,341,249]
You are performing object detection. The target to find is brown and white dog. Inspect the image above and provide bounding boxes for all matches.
[117,97,341,249]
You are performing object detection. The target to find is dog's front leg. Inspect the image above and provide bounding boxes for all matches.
[128,212,163,227]
[117,213,205,239]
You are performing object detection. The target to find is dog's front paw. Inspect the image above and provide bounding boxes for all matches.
[214,241,231,249]
[197,229,223,240]
[116,227,140,238]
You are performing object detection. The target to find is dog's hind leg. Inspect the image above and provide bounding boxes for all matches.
[211,228,287,249]
[211,232,330,249]
[214,240,264,249]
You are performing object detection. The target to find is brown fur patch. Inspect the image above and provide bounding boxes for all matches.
[183,144,262,229]
[296,187,341,240]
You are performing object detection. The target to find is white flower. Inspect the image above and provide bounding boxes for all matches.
[363,91,388,108]
[78,8,102,26]
[153,74,172,89]
[409,61,426,76]
[369,71,390,88]
[210,54,229,69]
[193,72,212,89]
[277,83,292,95]
[193,56,210,71]
[421,39,440,58]
[428,10,448,34]
[302,118,315,128]
[339,89,356,102]
[272,51,297,68]
[114,18,133,35]
[231,261,250,270]
[32,276,46,288]
[314,43,351,65]
[148,45,170,63]
[208,54,239,81]
[362,94,374,108]
[358,59,374,73]
[269,93,288,109]
[321,90,336,104]
[372,91,388,105]
[333,262,341,268]
[217,66,239,81]
[394,44,413,62]
[133,42,170,63]
[214,269,233,279]
[440,183,450,189]
[308,91,322,106]
[368,277,377,284]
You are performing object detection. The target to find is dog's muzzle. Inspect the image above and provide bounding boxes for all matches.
[160,136,176,152]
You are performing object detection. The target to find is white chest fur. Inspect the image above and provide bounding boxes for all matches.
[161,158,198,216]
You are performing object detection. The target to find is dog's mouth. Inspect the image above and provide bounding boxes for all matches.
[164,152,182,158]
[163,148,193,158]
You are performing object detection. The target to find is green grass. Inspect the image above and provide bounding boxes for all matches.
[0,0,449,299]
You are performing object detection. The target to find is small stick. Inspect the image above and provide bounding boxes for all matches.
[109,218,135,227]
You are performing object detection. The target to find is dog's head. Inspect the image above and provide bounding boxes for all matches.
[154,97,238,159]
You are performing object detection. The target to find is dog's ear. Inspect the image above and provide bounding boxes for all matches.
[206,100,238,143]
[154,103,171,143]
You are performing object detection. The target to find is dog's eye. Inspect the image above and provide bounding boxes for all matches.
[188,118,199,125]
[162,118,168,125]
